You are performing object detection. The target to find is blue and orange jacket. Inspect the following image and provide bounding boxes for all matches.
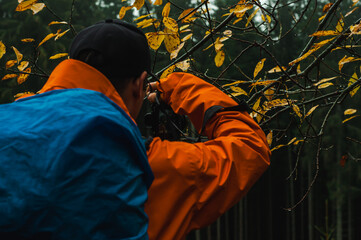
[0,59,153,239]
[1,59,270,240]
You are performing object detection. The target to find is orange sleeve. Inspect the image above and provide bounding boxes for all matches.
[145,73,271,240]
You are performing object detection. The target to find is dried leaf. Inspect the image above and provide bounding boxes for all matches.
[162,2,171,17]
[164,28,180,53]
[339,56,361,71]
[266,131,273,146]
[251,80,277,86]
[153,0,162,5]
[179,25,190,31]
[12,46,23,63]
[344,109,357,115]
[119,6,133,19]
[309,30,340,37]
[297,64,301,74]
[170,42,184,60]
[6,60,17,69]
[268,66,286,73]
[30,3,45,14]
[323,3,333,13]
[0,41,5,59]
[287,137,297,145]
[253,97,262,111]
[253,58,266,78]
[214,50,225,67]
[17,67,31,84]
[318,82,333,89]
[145,31,165,50]
[232,3,253,18]
[182,33,193,42]
[292,104,303,118]
[313,76,338,86]
[263,99,289,110]
[289,47,319,66]
[55,29,70,41]
[342,115,359,123]
[160,65,175,79]
[246,8,259,27]
[48,21,68,26]
[178,8,196,23]
[17,61,29,71]
[2,74,18,81]
[163,17,178,32]
[14,91,35,99]
[220,30,232,42]
[351,0,359,7]
[15,0,38,12]
[38,33,56,48]
[336,16,344,33]
[133,0,145,10]
[176,59,190,71]
[134,14,151,21]
[137,18,157,28]
[21,38,35,42]
[222,80,246,87]
[345,7,358,17]
[49,53,68,60]
[230,86,248,96]
[263,88,274,101]
[348,72,359,97]
[305,105,319,117]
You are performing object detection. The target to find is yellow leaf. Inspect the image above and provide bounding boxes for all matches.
[6,60,17,69]
[268,66,286,73]
[319,14,326,22]
[176,59,190,71]
[336,15,344,33]
[30,3,45,14]
[263,88,274,100]
[214,38,224,51]
[289,47,319,66]
[348,72,359,97]
[219,30,232,42]
[287,137,297,145]
[313,37,336,49]
[14,91,35,99]
[134,14,151,21]
[133,0,144,10]
[163,28,180,53]
[318,82,333,89]
[222,80,246,87]
[343,115,359,123]
[145,32,165,50]
[230,86,248,96]
[153,0,162,5]
[2,74,18,81]
[266,15,271,23]
[232,3,253,18]
[49,53,69,60]
[271,144,287,151]
[338,56,361,71]
[21,38,35,42]
[263,99,289,110]
[246,8,259,27]
[292,104,302,118]
[162,2,171,17]
[15,0,38,11]
[297,64,301,74]
[170,42,184,60]
[305,105,319,117]
[233,18,243,25]
[253,58,266,78]
[160,65,175,79]
[0,41,5,59]
[55,29,70,41]
[215,50,225,67]
[266,131,273,146]
[178,8,196,23]
[17,67,31,84]
[351,0,359,8]
[119,6,133,19]
[179,24,190,31]
[12,46,23,63]
[345,7,358,17]
[38,33,56,48]
[182,33,193,42]
[323,3,333,13]
[136,18,157,28]
[313,76,338,86]
[344,109,357,115]
[309,30,340,37]
[163,17,178,32]
[251,80,277,86]
[48,21,68,26]
[253,97,262,111]
[17,61,29,71]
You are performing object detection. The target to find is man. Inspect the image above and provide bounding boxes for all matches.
[0,19,153,239]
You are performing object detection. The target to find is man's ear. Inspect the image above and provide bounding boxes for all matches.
[133,71,147,98]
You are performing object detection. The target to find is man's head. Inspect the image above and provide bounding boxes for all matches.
[69,19,151,118]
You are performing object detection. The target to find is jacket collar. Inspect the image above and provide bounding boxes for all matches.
[40,59,134,122]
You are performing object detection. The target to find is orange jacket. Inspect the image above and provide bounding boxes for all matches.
[145,73,270,240]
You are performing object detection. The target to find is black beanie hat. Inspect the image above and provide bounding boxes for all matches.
[69,19,151,80]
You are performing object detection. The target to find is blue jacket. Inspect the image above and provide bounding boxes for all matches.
[0,60,153,239]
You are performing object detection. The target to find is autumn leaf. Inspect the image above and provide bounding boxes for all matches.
[0,41,5,59]
[344,109,357,115]
[38,33,56,48]
[48,21,68,26]
[222,80,246,87]
[6,60,17,69]
[134,14,151,21]
[309,30,340,37]
[348,72,360,97]
[345,7,358,17]
[163,17,178,32]
[145,32,165,50]
[342,115,359,124]
[232,3,253,18]
[164,28,180,53]
[21,38,35,42]
[119,6,133,19]
[254,58,266,78]
[230,86,248,96]
[49,53,68,60]
[340,155,348,167]
[176,59,190,72]
[17,61,29,71]
[215,50,225,67]
[268,66,286,73]
[318,82,334,89]
[137,18,157,28]
[251,80,277,86]
[15,0,38,12]
[179,25,190,32]
[17,67,31,84]
[351,0,359,7]
[170,42,184,60]
[12,46,23,63]
[182,33,193,42]
[323,3,333,13]
[313,76,338,86]
[160,65,175,79]
[253,97,262,111]
[219,30,232,42]
[54,29,70,41]
[2,74,18,81]
[339,56,361,71]
[263,88,274,101]
[246,8,259,27]
[153,0,162,5]
[14,91,35,99]
[266,131,273,146]
[289,47,319,66]
[263,99,289,110]
[133,0,145,10]
[336,16,344,33]
[30,3,45,14]
[178,8,196,23]
[162,2,171,17]
[292,104,303,118]
[305,105,319,117]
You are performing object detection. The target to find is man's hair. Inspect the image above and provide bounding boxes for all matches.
[69,19,151,93]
